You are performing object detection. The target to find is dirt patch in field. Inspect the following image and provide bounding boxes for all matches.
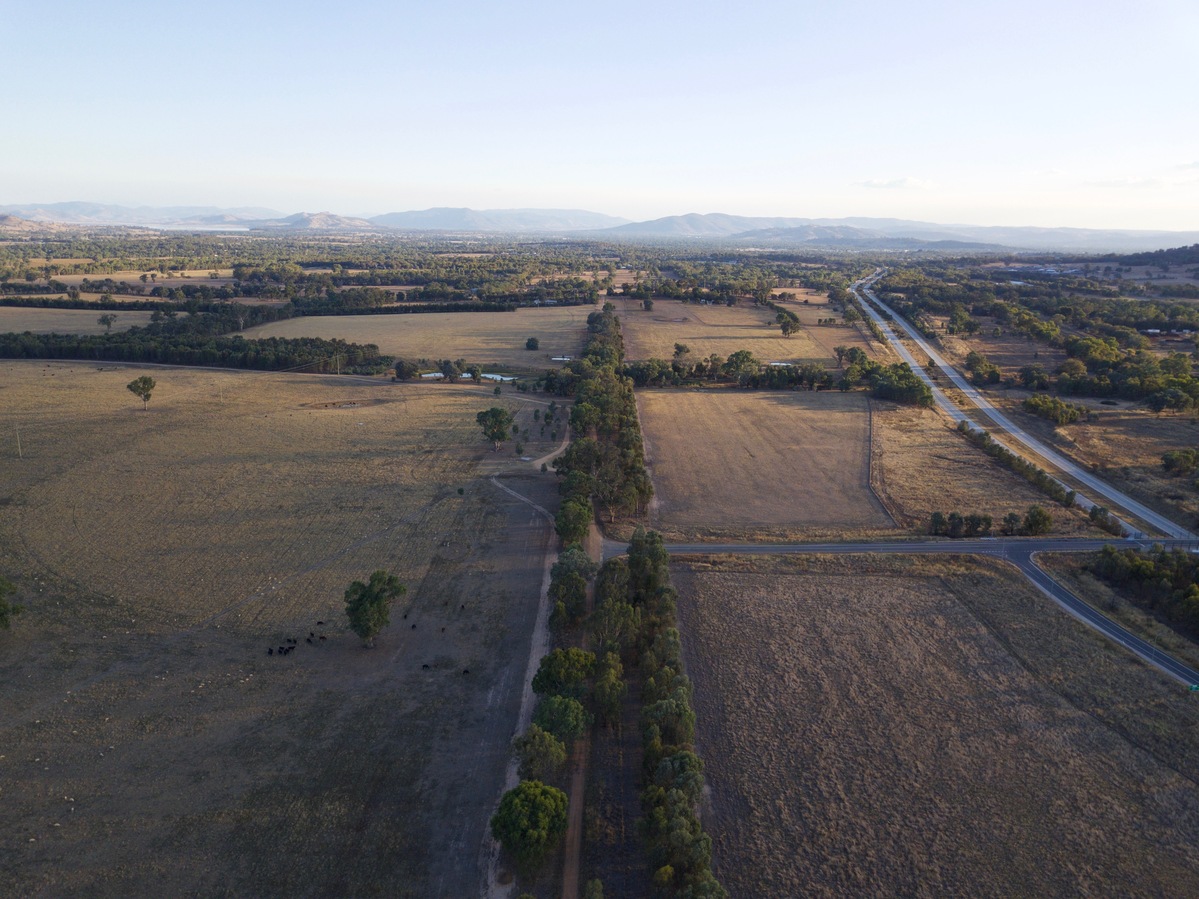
[238,306,592,373]
[636,390,893,540]
[674,554,1199,897]
[0,361,561,897]
[872,402,1096,534]
[0,307,156,334]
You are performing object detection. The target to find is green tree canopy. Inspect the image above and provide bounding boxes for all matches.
[126,375,156,410]
[344,570,405,647]
[1023,505,1053,536]
[477,406,516,451]
[490,780,569,874]
[394,358,420,380]
[512,724,567,781]
[532,647,596,699]
[533,694,591,744]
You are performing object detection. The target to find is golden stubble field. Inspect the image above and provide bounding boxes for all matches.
[0,307,156,334]
[635,390,894,541]
[673,554,1199,897]
[872,403,1096,535]
[237,305,594,373]
[0,361,561,897]
[611,296,835,366]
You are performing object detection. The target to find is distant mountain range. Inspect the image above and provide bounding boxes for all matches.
[370,207,631,231]
[2,203,1197,253]
[0,202,284,226]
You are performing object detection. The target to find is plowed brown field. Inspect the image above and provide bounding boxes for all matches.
[674,554,1199,897]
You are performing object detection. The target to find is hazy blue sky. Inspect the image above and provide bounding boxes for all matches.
[4,0,1197,228]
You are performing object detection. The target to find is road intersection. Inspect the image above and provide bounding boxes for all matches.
[605,279,1199,686]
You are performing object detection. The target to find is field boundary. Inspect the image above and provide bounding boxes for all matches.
[863,398,899,529]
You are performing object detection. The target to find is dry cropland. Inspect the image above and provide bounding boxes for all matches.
[673,554,1199,897]
[239,306,592,374]
[4,278,1197,899]
[0,360,561,897]
[0,307,156,335]
[636,390,893,541]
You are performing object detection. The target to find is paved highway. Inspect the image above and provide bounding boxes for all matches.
[852,272,1195,540]
[602,536,1199,685]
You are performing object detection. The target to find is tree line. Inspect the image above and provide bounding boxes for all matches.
[550,306,654,534]
[0,301,390,373]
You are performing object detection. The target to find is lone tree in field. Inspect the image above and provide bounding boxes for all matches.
[97,313,117,331]
[126,375,156,410]
[477,407,516,451]
[490,780,569,874]
[0,576,21,631]
[344,570,405,647]
[525,336,539,350]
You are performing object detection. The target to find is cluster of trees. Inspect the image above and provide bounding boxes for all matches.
[1087,504,1126,536]
[621,341,932,407]
[592,530,726,898]
[877,265,1199,413]
[1022,393,1091,425]
[964,350,1001,386]
[957,422,1077,508]
[1089,545,1199,638]
[1163,448,1199,477]
[552,307,653,531]
[929,511,993,537]
[928,505,1055,537]
[1055,341,1197,407]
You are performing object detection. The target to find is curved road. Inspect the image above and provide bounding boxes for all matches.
[852,273,1195,540]
[604,536,1199,685]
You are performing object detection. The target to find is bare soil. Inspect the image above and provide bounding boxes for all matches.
[636,390,894,541]
[0,361,562,897]
[673,553,1199,897]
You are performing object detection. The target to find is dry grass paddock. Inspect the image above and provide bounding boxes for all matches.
[0,307,156,334]
[673,553,1199,897]
[936,324,1069,379]
[871,402,1096,535]
[990,394,1199,530]
[612,296,834,367]
[776,287,886,363]
[238,306,593,373]
[48,269,239,289]
[635,390,893,540]
[0,361,560,897]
